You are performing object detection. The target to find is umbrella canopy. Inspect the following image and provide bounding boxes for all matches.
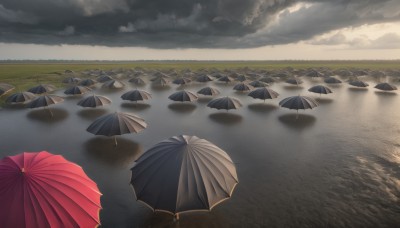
[197,87,220,96]
[5,92,36,104]
[285,78,303,86]
[152,77,170,86]
[64,86,92,95]
[130,135,238,216]
[349,80,369,88]
[248,87,279,101]
[233,83,254,92]
[87,112,147,145]
[129,77,146,85]
[195,74,213,82]
[173,78,191,85]
[121,89,152,102]
[0,83,15,96]
[374,82,397,91]
[168,90,198,102]
[102,80,125,89]
[308,85,333,95]
[236,74,247,82]
[27,84,56,94]
[324,77,342,84]
[249,80,268,88]
[97,75,113,83]
[218,76,234,83]
[27,95,64,109]
[77,95,111,108]
[207,96,242,110]
[79,79,97,87]
[0,151,102,228]
[279,95,319,118]
[62,77,81,84]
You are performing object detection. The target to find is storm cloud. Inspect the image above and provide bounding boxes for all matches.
[0,0,399,48]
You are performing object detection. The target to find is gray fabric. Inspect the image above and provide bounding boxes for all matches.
[128,78,145,85]
[5,92,36,104]
[207,96,242,110]
[285,78,303,85]
[152,77,170,86]
[306,70,324,78]
[279,95,319,110]
[64,86,92,95]
[131,135,238,214]
[168,90,198,102]
[249,81,268,88]
[121,90,152,101]
[349,80,369,87]
[77,95,111,108]
[102,80,125,89]
[27,84,56,94]
[173,78,192,85]
[97,75,113,83]
[27,95,64,108]
[308,85,333,94]
[218,76,234,83]
[248,87,279,100]
[79,79,97,86]
[374,83,397,91]
[236,75,247,82]
[87,112,147,136]
[197,87,220,96]
[324,77,342,84]
[233,83,254,92]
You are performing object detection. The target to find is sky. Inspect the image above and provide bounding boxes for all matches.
[0,0,400,60]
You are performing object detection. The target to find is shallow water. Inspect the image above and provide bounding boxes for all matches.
[1,77,400,227]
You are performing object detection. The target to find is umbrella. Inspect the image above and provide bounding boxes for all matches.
[79,79,97,87]
[349,80,369,88]
[308,85,333,95]
[64,86,92,95]
[249,80,268,88]
[152,77,170,86]
[27,84,56,94]
[279,95,319,119]
[233,83,254,92]
[0,151,102,227]
[121,90,152,102]
[62,77,81,84]
[248,87,279,102]
[173,78,191,85]
[102,80,125,89]
[27,95,64,117]
[87,112,147,146]
[195,74,213,82]
[129,77,146,85]
[324,77,342,84]
[0,83,14,96]
[236,74,247,82]
[218,76,234,83]
[97,75,113,82]
[197,87,220,96]
[207,96,242,111]
[168,90,198,102]
[77,95,111,108]
[285,78,303,86]
[259,76,276,83]
[5,92,36,104]
[130,135,238,218]
[374,82,397,91]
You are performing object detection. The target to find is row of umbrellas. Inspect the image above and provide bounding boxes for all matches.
[0,134,238,226]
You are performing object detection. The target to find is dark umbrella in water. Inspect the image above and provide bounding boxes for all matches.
[27,84,56,94]
[374,82,397,92]
[218,76,234,83]
[349,80,369,88]
[130,135,238,219]
[121,90,152,102]
[129,77,146,86]
[308,85,333,96]
[97,75,113,83]
[168,90,198,102]
[5,92,36,104]
[173,78,191,85]
[207,96,242,111]
[152,77,170,86]
[87,112,147,146]
[259,76,276,83]
[279,95,319,119]
[248,87,279,102]
[64,86,92,95]
[102,80,125,89]
[62,77,81,84]
[77,95,111,108]
[27,94,64,117]
[249,80,268,88]
[0,83,15,96]
[195,74,213,83]
[285,77,303,86]
[197,87,220,96]
[233,83,254,92]
[324,77,342,84]
[79,79,97,87]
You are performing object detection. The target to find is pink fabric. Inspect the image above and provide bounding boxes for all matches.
[0,151,102,228]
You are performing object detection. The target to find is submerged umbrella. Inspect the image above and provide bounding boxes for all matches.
[27,84,56,94]
[0,151,102,228]
[5,92,36,104]
[168,90,198,102]
[64,86,92,95]
[130,135,238,218]
[324,77,342,84]
[197,87,220,96]
[27,95,64,117]
[248,87,279,101]
[87,112,147,146]
[79,79,97,87]
[173,78,191,85]
[152,77,170,86]
[195,74,213,82]
[121,89,152,102]
[129,77,146,85]
[308,85,333,95]
[349,80,369,88]
[102,80,125,89]
[285,78,303,86]
[97,75,113,83]
[77,95,111,108]
[249,80,267,88]
[259,76,276,83]
[374,82,397,91]
[279,95,319,119]
[62,77,81,84]
[233,83,254,92]
[0,83,14,96]
[207,96,242,111]
[218,76,234,83]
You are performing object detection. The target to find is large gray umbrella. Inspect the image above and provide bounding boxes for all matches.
[218,76,234,83]
[121,90,152,102]
[233,83,254,92]
[27,95,64,116]
[0,83,15,96]
[87,112,147,146]
[195,74,213,83]
[130,135,238,218]
[248,87,279,102]
[27,84,56,94]
[129,77,146,85]
[77,95,111,108]
[64,86,92,95]
[97,75,113,83]
[374,82,397,91]
[324,77,342,84]
[197,87,220,96]
[259,76,276,83]
[249,80,267,88]
[152,77,170,86]
[102,80,125,89]
[285,78,303,86]
[79,79,97,87]
[308,85,333,95]
[168,90,198,102]
[349,80,369,88]
[279,95,319,119]
[173,78,191,85]
[207,96,242,111]
[5,92,36,104]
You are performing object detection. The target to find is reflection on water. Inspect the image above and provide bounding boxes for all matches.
[315,97,334,104]
[374,91,398,97]
[168,103,197,113]
[77,108,109,120]
[247,103,278,113]
[197,97,214,104]
[209,113,242,125]
[278,114,316,130]
[27,108,69,123]
[120,102,151,111]
[283,85,304,90]
[348,87,369,92]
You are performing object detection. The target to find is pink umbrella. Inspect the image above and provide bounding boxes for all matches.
[0,151,102,228]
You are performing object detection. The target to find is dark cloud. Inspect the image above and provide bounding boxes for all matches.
[0,0,399,48]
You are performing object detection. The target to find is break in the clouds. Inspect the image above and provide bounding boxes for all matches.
[0,0,399,48]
